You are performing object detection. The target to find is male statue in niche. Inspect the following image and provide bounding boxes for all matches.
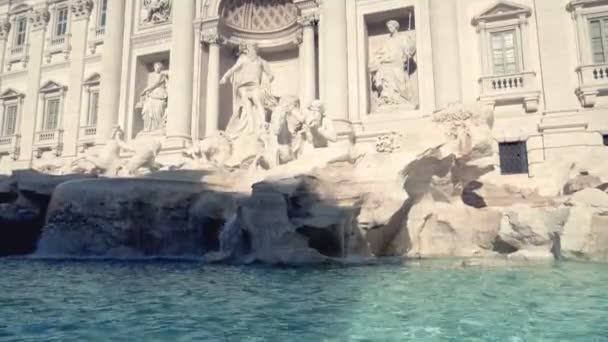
[370,19,417,110]
[220,43,275,140]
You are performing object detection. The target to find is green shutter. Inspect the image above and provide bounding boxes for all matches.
[45,99,60,130]
[590,19,605,64]
[4,105,17,136]
[491,30,519,75]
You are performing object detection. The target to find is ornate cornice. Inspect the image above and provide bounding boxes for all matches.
[0,20,10,41]
[201,33,225,45]
[297,13,319,27]
[28,7,50,32]
[69,0,94,20]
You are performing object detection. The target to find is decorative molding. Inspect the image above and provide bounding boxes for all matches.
[83,72,101,86]
[297,13,318,27]
[140,0,172,27]
[39,80,67,94]
[201,33,225,45]
[0,88,25,100]
[28,7,51,32]
[69,0,94,20]
[471,1,532,26]
[567,0,608,12]
[0,20,10,41]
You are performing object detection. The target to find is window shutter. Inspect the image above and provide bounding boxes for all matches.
[590,19,605,64]
[46,99,60,130]
[4,105,17,136]
[89,92,99,125]
[491,30,519,75]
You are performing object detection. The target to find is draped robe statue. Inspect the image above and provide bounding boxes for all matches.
[370,20,417,109]
[137,62,169,134]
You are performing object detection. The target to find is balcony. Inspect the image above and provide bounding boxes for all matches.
[575,63,608,107]
[0,134,20,160]
[33,129,63,158]
[88,26,105,54]
[5,44,29,71]
[479,71,541,113]
[45,34,71,63]
[77,125,97,152]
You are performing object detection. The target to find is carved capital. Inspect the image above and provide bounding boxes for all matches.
[297,13,318,28]
[293,29,303,45]
[29,7,51,31]
[70,0,94,20]
[201,33,224,46]
[0,20,11,41]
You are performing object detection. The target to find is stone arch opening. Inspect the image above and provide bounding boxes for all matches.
[218,0,299,33]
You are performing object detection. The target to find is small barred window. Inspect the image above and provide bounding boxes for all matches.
[499,141,528,175]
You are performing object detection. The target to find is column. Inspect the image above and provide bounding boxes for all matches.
[0,19,10,74]
[63,0,93,156]
[298,14,317,109]
[96,0,126,144]
[430,0,462,110]
[321,0,349,125]
[18,6,49,164]
[202,33,221,137]
[165,0,195,145]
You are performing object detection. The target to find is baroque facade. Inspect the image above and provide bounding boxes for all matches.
[0,0,607,179]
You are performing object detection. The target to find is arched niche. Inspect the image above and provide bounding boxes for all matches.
[215,0,302,51]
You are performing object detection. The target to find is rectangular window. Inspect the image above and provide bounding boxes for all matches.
[2,105,18,136]
[87,91,99,125]
[99,0,108,28]
[44,98,60,131]
[499,141,529,175]
[603,134,608,146]
[589,17,608,64]
[55,7,69,37]
[491,30,519,75]
[14,17,27,47]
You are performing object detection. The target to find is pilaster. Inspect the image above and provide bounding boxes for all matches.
[430,0,462,110]
[62,0,93,157]
[96,0,126,144]
[166,0,196,147]
[19,6,49,163]
[321,0,349,131]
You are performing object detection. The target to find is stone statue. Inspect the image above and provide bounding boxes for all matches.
[136,62,169,134]
[295,100,338,158]
[370,20,417,109]
[141,0,171,25]
[220,43,275,140]
[122,138,163,176]
[71,126,132,176]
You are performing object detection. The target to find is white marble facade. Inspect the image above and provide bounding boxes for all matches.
[0,0,607,177]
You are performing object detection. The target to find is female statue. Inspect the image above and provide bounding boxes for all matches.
[137,62,169,133]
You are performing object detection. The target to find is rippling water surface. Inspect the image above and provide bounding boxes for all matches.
[1,259,607,341]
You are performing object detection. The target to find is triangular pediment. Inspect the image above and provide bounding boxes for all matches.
[9,4,31,15]
[473,1,532,25]
[83,73,100,86]
[39,80,66,93]
[567,0,608,11]
[0,88,24,99]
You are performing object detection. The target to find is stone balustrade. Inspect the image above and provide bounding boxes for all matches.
[0,134,20,160]
[6,44,29,70]
[45,34,72,62]
[575,63,608,107]
[479,71,540,113]
[33,129,63,157]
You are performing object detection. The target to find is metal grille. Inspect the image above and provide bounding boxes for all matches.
[499,141,528,175]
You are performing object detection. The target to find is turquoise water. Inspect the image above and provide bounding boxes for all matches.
[1,260,607,341]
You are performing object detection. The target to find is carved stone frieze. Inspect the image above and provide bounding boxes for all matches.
[375,133,402,153]
[69,0,94,20]
[297,13,318,27]
[29,7,51,31]
[141,0,172,26]
[201,33,225,46]
[0,20,10,41]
